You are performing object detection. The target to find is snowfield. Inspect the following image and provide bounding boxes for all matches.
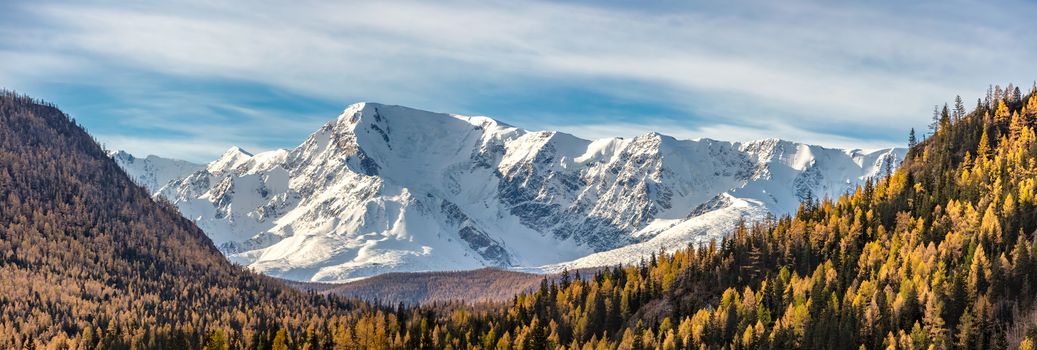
[115,102,904,282]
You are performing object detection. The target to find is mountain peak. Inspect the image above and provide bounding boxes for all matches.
[334,102,429,132]
[339,101,373,118]
[208,146,254,173]
[225,145,253,156]
[109,149,134,161]
[337,102,511,129]
[743,137,792,149]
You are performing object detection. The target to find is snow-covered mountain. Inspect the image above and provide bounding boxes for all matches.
[110,150,204,196]
[115,102,905,282]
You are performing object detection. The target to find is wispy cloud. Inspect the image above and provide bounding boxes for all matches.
[95,134,258,164]
[545,120,901,151]
[1,0,1034,160]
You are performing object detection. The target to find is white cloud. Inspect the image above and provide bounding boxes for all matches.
[0,50,89,86]
[3,0,1035,157]
[95,134,260,163]
[545,120,902,151]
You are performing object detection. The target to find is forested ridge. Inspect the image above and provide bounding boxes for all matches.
[314,268,561,306]
[0,91,367,349]
[3,84,1037,349]
[496,83,1037,349]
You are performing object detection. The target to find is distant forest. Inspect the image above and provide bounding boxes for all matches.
[2,84,1037,349]
[308,268,562,306]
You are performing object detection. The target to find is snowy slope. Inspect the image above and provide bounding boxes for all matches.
[110,150,204,196]
[117,102,905,282]
[534,194,770,272]
[538,140,905,271]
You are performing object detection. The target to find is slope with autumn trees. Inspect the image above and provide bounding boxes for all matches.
[447,84,1037,349]
[6,83,1037,349]
[0,91,376,349]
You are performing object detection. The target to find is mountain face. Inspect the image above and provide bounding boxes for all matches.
[110,150,204,195]
[120,102,905,282]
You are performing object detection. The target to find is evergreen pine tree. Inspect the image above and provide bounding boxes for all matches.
[955,95,967,121]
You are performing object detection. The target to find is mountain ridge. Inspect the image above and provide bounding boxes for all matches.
[115,102,905,282]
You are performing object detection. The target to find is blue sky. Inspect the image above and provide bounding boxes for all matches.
[2,0,1035,162]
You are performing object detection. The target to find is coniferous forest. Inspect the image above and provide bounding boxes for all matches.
[3,85,1037,349]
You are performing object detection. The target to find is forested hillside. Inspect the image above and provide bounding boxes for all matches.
[449,84,1037,349]
[0,92,368,349]
[4,85,1037,349]
[318,268,554,305]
